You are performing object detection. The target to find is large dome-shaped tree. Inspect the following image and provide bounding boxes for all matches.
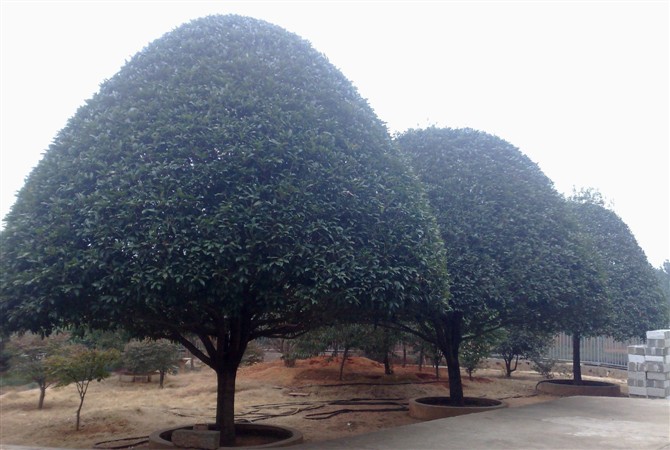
[0,16,447,444]
[396,127,605,403]
[565,190,668,382]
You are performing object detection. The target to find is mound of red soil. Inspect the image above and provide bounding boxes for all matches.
[240,356,450,386]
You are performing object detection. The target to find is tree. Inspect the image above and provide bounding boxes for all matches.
[266,332,342,368]
[272,323,403,379]
[396,127,590,404]
[0,15,447,446]
[426,342,444,379]
[401,333,430,372]
[460,330,502,380]
[6,332,69,409]
[240,341,265,366]
[0,334,10,373]
[48,346,119,430]
[565,190,668,383]
[360,326,401,375]
[327,324,372,380]
[275,324,362,379]
[494,327,552,378]
[122,339,180,388]
[654,261,670,326]
[267,338,311,368]
[69,328,131,352]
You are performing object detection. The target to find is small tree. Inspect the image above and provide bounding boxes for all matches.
[286,325,363,380]
[7,332,69,409]
[460,331,502,380]
[360,327,401,376]
[426,342,443,379]
[270,325,386,371]
[70,328,131,352]
[241,341,264,366]
[268,339,307,368]
[401,333,431,371]
[122,339,180,388]
[530,356,558,379]
[48,346,119,430]
[494,328,552,378]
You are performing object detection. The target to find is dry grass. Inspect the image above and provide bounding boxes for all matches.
[0,357,628,449]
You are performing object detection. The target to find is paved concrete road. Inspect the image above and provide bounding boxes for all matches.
[296,396,670,450]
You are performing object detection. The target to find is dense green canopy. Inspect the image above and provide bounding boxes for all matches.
[0,16,447,443]
[1,15,446,337]
[656,262,670,324]
[396,127,600,400]
[398,127,586,330]
[567,192,668,340]
[543,190,668,383]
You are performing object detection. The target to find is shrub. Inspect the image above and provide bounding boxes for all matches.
[241,342,264,366]
[530,357,557,379]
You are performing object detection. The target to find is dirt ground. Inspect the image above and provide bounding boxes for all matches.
[0,356,628,449]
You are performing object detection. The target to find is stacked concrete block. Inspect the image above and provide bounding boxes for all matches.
[627,329,670,399]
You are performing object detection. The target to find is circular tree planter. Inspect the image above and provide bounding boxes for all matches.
[148,423,303,449]
[409,397,506,420]
[536,379,621,397]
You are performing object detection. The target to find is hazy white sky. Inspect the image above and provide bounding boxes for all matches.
[1,1,668,266]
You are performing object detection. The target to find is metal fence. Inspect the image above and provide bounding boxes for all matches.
[543,332,644,369]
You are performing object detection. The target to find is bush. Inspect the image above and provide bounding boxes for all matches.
[122,339,180,387]
[494,328,552,378]
[241,342,264,366]
[530,357,557,379]
[460,331,503,380]
[460,341,490,380]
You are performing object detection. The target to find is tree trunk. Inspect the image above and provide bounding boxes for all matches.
[159,370,165,388]
[174,329,251,447]
[572,333,582,385]
[338,346,350,381]
[439,311,464,405]
[443,344,463,404]
[503,355,512,377]
[73,380,90,432]
[215,363,238,446]
[76,393,85,431]
[402,343,407,368]
[383,352,393,375]
[503,353,519,378]
[38,383,46,410]
[418,347,424,371]
[210,320,249,448]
